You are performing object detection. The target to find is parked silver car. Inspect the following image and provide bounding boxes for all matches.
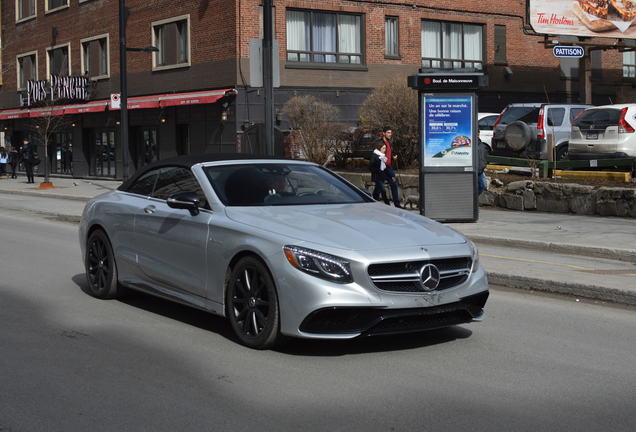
[569,104,636,159]
[491,103,591,160]
[79,155,489,349]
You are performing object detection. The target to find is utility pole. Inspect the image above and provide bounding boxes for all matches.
[263,0,275,156]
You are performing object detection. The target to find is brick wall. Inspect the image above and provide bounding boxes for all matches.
[1,0,237,105]
[2,0,635,108]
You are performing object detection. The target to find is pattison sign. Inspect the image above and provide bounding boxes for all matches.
[19,75,92,107]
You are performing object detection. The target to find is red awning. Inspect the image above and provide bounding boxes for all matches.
[0,89,236,119]
[29,106,67,118]
[125,95,161,110]
[64,100,108,115]
[158,89,234,107]
[0,109,29,120]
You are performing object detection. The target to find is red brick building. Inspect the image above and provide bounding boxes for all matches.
[0,0,634,178]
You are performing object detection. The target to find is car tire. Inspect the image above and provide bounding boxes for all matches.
[504,121,532,151]
[556,144,569,161]
[85,229,122,299]
[226,256,281,350]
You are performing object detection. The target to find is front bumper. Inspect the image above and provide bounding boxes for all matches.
[275,253,490,339]
[299,290,488,336]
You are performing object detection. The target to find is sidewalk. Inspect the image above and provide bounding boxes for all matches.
[2,175,635,306]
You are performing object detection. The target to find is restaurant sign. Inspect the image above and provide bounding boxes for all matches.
[19,75,92,107]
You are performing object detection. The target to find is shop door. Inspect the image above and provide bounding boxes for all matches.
[49,132,73,175]
[131,127,158,169]
[91,130,117,177]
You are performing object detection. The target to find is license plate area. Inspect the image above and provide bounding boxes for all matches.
[586,132,598,140]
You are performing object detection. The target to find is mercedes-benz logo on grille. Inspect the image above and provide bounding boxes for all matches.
[419,264,441,291]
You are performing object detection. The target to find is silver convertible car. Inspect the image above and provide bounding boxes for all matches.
[79,154,489,349]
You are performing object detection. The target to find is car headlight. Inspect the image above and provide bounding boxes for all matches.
[283,246,353,284]
[468,240,480,273]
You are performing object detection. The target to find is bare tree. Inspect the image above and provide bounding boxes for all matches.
[30,104,72,185]
[359,79,419,168]
[281,95,342,164]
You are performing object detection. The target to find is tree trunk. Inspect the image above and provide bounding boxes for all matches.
[44,135,50,183]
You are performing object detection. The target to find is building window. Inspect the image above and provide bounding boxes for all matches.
[494,24,507,65]
[385,16,399,58]
[81,35,109,79]
[47,44,70,76]
[46,0,68,13]
[152,15,190,70]
[17,52,37,90]
[624,52,636,78]
[16,0,36,21]
[286,9,362,65]
[421,20,483,71]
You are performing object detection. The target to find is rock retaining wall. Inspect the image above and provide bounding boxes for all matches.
[336,172,636,218]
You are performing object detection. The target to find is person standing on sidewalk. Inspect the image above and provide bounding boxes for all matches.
[0,147,7,177]
[380,126,402,208]
[20,138,37,184]
[369,142,390,204]
[477,139,489,195]
[8,145,19,179]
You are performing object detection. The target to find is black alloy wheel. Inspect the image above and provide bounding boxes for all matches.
[85,229,121,299]
[226,256,280,349]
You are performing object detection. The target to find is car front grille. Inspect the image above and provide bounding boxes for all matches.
[368,257,472,293]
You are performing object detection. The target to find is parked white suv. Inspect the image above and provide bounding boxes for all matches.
[569,104,636,159]
[491,103,591,160]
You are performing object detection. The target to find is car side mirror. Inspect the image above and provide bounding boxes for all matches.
[167,191,200,216]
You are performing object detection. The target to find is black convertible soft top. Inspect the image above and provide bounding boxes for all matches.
[118,153,285,191]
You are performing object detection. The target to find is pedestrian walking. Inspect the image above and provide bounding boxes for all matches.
[8,145,19,179]
[369,142,390,204]
[477,139,489,195]
[20,138,38,184]
[379,126,402,208]
[0,147,7,177]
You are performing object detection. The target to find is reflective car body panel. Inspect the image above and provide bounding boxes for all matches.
[79,157,489,339]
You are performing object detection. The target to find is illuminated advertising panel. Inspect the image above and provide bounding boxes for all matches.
[529,0,636,39]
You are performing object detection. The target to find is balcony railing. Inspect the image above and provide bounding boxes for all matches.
[287,50,362,65]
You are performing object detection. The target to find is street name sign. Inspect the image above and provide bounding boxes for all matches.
[553,45,584,58]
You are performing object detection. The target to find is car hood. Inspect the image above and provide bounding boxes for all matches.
[225,203,466,250]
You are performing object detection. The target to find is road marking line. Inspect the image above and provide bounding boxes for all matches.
[481,254,592,270]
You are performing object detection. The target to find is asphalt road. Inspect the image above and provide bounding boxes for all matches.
[1,212,636,431]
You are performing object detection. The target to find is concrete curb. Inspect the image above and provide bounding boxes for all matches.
[0,188,91,202]
[488,272,636,306]
[469,235,636,265]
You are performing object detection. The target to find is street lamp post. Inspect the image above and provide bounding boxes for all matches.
[263,0,274,156]
[119,0,130,181]
[119,0,157,181]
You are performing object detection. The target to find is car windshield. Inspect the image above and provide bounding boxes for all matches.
[204,163,372,206]
[499,106,540,125]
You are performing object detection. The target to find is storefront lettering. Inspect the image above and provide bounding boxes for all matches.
[20,75,92,107]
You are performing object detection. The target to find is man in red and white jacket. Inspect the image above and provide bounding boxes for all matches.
[379,126,402,208]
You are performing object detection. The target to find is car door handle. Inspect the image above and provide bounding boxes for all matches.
[144,205,156,214]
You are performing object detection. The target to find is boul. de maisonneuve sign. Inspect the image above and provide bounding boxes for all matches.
[407,74,481,91]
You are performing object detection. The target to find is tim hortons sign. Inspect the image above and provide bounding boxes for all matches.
[529,0,636,39]
[19,75,92,107]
